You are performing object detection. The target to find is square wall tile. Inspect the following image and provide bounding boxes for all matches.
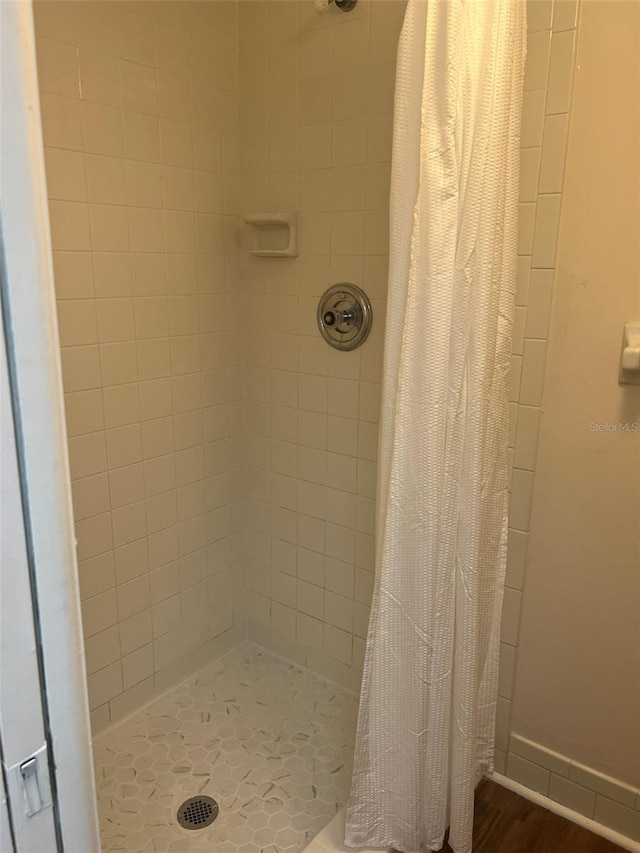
[538,113,569,194]
[553,0,579,32]
[519,147,541,203]
[521,90,546,147]
[532,194,562,268]
[507,753,551,795]
[520,339,548,407]
[527,0,553,33]
[546,29,576,115]
[526,269,554,339]
[525,30,551,92]
[44,148,86,202]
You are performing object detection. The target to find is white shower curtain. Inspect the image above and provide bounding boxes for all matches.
[345,2,526,852]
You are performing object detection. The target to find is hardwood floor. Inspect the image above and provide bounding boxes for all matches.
[440,779,627,853]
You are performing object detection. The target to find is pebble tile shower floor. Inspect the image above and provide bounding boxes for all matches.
[94,645,358,853]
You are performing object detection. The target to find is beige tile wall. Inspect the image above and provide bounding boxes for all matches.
[497,0,581,768]
[236,0,581,711]
[34,0,244,731]
[238,0,405,690]
[236,0,574,696]
[505,735,640,840]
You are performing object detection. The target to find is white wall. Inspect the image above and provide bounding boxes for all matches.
[512,0,639,797]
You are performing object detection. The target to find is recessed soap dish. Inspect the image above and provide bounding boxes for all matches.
[243,212,298,258]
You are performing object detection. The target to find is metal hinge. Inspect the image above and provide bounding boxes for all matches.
[9,744,51,820]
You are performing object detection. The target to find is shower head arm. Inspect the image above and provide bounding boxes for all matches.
[315,0,358,13]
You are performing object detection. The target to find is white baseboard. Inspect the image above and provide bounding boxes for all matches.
[490,771,640,853]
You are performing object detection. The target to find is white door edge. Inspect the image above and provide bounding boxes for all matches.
[0,1,101,850]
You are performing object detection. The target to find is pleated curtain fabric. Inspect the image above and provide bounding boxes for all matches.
[344,2,526,852]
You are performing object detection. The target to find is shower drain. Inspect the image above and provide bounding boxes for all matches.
[177,796,219,830]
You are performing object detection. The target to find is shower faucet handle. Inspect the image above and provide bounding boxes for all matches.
[323,309,354,327]
[317,284,372,351]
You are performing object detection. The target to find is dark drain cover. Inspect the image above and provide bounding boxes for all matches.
[177,796,219,830]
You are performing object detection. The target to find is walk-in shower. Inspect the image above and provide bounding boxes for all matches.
[32,0,404,847]
[25,0,640,850]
